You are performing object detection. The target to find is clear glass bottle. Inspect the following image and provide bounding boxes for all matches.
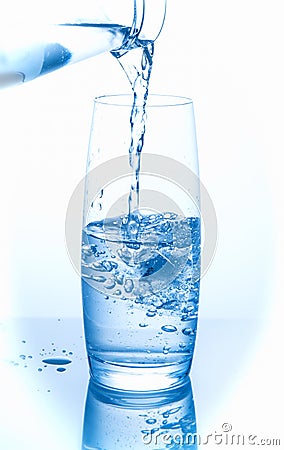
[0,0,166,88]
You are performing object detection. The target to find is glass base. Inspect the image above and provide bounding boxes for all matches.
[88,354,191,391]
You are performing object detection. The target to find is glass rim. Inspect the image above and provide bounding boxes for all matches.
[93,94,193,108]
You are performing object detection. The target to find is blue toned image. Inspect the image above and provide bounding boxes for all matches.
[80,90,201,390]
[82,377,197,449]
[82,213,200,390]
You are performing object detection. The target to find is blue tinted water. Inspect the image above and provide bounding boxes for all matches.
[81,212,200,389]
[82,377,197,449]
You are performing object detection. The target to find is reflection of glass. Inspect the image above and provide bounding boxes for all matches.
[82,377,197,449]
[81,95,200,391]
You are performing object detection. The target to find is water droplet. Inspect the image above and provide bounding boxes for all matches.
[161,325,177,333]
[163,346,170,354]
[62,350,66,353]
[182,328,195,336]
[57,367,66,373]
[146,419,156,425]
[99,189,104,198]
[162,419,168,425]
[28,355,33,359]
[38,368,43,372]
[179,343,186,349]
[47,390,51,393]
[42,358,72,366]
[124,278,134,293]
[21,340,26,344]
[146,310,156,317]
[139,323,148,328]
[53,348,56,352]
[69,352,73,356]
[19,354,26,360]
[104,295,109,300]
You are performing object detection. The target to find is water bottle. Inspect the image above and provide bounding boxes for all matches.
[0,0,166,89]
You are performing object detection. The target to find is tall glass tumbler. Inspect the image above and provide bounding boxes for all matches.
[81,94,200,391]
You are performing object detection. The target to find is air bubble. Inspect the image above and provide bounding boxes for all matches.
[146,418,157,425]
[161,325,177,333]
[146,309,157,317]
[115,274,124,285]
[102,261,113,272]
[114,289,122,296]
[182,328,195,336]
[168,407,181,415]
[124,278,134,293]
[93,276,107,283]
[104,278,116,289]
[163,346,171,354]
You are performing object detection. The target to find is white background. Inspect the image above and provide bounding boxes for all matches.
[0,0,283,445]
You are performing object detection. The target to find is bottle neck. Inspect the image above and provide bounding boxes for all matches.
[117,0,167,53]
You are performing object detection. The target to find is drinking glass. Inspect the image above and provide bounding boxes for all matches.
[81,94,200,391]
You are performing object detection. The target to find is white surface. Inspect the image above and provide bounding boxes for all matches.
[0,318,282,449]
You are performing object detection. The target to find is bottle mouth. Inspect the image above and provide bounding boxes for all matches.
[135,0,167,41]
[116,0,167,54]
